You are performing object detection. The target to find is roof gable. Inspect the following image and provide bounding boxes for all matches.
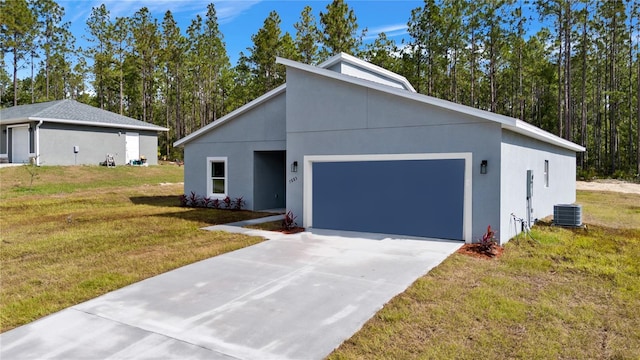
[174,84,287,147]
[318,53,416,92]
[277,57,585,152]
[0,100,167,131]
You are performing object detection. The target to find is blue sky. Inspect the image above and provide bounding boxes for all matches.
[58,0,423,66]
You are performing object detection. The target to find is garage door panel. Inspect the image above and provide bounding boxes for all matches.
[312,159,464,240]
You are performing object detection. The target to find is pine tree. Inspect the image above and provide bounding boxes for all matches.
[319,0,362,59]
[294,6,319,64]
[85,4,113,109]
[0,0,37,106]
[131,7,160,124]
[248,11,284,95]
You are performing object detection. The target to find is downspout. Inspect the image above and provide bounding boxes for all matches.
[35,120,43,166]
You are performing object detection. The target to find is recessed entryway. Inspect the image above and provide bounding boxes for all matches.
[253,151,286,211]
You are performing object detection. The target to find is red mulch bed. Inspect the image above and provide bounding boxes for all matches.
[279,227,306,234]
[457,243,504,259]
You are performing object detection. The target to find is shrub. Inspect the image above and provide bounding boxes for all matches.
[478,225,497,254]
[188,191,200,207]
[212,198,220,209]
[179,194,188,207]
[233,196,245,210]
[282,211,298,230]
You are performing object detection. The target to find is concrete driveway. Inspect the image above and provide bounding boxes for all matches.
[0,226,461,360]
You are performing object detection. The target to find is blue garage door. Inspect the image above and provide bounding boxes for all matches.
[312,159,465,240]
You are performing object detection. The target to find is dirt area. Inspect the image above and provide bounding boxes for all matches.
[457,243,504,259]
[576,179,640,194]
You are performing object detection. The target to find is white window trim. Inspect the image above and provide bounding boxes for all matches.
[303,152,473,243]
[206,156,228,198]
[544,160,549,188]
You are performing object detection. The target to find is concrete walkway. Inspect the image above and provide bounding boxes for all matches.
[0,224,462,360]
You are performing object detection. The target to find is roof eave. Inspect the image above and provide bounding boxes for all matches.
[174,84,287,147]
[29,117,168,132]
[279,57,587,152]
[505,120,586,152]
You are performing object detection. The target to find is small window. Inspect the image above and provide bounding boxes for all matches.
[207,157,227,197]
[544,160,549,187]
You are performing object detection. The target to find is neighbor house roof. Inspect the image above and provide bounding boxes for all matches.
[0,99,168,132]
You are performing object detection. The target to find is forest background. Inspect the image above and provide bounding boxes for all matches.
[1,0,638,178]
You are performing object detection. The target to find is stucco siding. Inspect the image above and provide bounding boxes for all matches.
[182,92,286,210]
[139,132,159,165]
[38,123,159,166]
[500,129,577,242]
[285,68,503,242]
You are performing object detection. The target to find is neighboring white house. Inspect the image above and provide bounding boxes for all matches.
[0,100,168,166]
[175,53,585,244]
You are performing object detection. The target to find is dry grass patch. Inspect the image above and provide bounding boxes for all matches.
[0,166,268,333]
[329,190,640,359]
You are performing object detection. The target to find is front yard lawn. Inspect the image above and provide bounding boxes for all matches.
[0,165,269,332]
[329,190,640,359]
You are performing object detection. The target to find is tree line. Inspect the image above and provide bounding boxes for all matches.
[1,0,638,177]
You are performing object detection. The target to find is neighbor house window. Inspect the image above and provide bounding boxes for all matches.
[544,160,549,187]
[207,157,227,197]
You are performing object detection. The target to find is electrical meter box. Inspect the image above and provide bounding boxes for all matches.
[526,170,534,198]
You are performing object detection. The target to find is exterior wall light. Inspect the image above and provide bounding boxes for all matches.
[291,161,298,173]
[480,160,488,174]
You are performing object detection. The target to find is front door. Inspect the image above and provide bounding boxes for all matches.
[11,126,30,164]
[125,132,139,164]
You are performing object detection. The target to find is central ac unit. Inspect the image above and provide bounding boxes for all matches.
[553,204,582,227]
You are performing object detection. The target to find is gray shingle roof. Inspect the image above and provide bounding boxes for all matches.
[0,100,167,131]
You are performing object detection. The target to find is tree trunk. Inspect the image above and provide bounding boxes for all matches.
[557,8,563,138]
[637,36,640,175]
[13,34,18,106]
[563,0,572,141]
[580,10,588,169]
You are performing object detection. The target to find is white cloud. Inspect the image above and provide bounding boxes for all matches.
[364,23,408,40]
[68,0,262,23]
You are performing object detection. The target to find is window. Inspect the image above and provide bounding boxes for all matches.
[207,157,227,197]
[544,160,549,187]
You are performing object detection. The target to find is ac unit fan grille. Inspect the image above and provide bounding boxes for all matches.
[554,204,582,227]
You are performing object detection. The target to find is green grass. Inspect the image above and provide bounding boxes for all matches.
[329,190,640,359]
[0,165,269,332]
[0,164,184,199]
[245,220,286,231]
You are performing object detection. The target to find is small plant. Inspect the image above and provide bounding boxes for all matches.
[22,158,40,190]
[202,197,213,208]
[233,196,245,210]
[188,191,200,207]
[223,196,232,209]
[212,198,221,209]
[478,225,497,255]
[282,211,298,230]
[179,194,188,207]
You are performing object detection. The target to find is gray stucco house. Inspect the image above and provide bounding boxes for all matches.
[0,100,167,166]
[175,53,585,244]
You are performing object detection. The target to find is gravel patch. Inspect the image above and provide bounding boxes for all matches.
[576,179,640,194]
